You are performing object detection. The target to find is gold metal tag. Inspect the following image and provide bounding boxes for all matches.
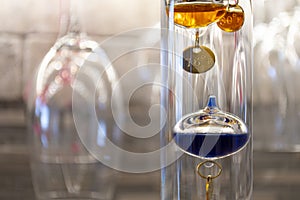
[217,5,244,32]
[183,46,215,74]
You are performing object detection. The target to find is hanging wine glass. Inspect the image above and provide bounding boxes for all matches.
[276,1,300,150]
[252,1,300,151]
[28,0,119,199]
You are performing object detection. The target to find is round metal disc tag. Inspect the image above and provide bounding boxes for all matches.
[183,46,215,74]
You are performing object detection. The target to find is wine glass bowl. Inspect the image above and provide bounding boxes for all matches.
[33,33,99,162]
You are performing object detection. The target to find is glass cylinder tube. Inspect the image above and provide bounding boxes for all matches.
[161,0,253,199]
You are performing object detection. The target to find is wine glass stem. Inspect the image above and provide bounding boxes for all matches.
[69,0,83,34]
[59,0,83,37]
[58,0,70,37]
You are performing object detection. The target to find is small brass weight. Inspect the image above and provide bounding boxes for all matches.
[197,161,222,200]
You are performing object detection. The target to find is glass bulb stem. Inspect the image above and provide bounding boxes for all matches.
[207,95,217,108]
[194,27,208,46]
[229,0,239,6]
[195,30,200,47]
[204,95,220,114]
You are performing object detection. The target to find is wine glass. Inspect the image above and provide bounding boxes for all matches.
[28,0,120,199]
[252,0,300,151]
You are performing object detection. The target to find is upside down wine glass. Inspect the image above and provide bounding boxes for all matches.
[28,0,120,199]
[161,0,252,199]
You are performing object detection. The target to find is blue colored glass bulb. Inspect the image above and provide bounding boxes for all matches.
[173,95,249,159]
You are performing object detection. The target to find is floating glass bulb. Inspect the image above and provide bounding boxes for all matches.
[217,3,245,32]
[173,95,249,159]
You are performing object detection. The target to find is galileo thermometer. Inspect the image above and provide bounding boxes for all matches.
[161,0,253,199]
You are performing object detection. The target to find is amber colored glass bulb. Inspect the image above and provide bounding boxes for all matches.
[217,4,244,32]
[172,2,227,28]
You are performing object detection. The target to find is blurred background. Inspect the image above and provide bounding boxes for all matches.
[0,0,300,199]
